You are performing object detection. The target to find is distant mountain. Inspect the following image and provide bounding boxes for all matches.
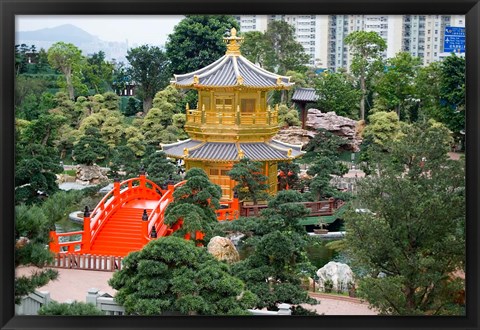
[16,24,132,62]
[17,24,100,44]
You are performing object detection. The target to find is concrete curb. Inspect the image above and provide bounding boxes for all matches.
[308,292,367,304]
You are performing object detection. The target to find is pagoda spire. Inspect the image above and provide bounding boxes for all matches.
[223,27,244,55]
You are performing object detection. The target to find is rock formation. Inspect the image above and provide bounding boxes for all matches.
[207,236,240,264]
[273,109,361,151]
[272,127,315,149]
[306,109,360,151]
[316,261,354,293]
[75,164,109,185]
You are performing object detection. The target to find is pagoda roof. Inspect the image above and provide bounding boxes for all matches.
[291,87,318,102]
[161,139,303,162]
[171,28,293,90]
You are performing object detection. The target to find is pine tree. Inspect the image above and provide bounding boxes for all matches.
[230,190,317,311]
[227,158,269,204]
[108,236,257,315]
[164,168,222,245]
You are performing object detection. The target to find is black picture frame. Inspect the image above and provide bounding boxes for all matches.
[1,0,479,329]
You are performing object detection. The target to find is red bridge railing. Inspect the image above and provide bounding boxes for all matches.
[49,174,166,254]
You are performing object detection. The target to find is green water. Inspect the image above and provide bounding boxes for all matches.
[238,239,340,269]
[305,241,339,269]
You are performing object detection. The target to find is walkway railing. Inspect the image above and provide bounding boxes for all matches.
[186,104,279,127]
[240,198,344,217]
[49,174,165,254]
[143,180,186,243]
[216,198,240,221]
[50,253,124,271]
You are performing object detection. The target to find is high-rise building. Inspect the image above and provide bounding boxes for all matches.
[234,15,268,33]
[234,14,465,72]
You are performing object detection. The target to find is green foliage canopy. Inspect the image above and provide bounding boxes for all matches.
[109,236,257,315]
[165,15,240,75]
[228,158,269,204]
[344,122,465,315]
[344,31,387,120]
[126,45,171,113]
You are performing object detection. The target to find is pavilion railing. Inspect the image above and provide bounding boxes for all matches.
[186,104,279,127]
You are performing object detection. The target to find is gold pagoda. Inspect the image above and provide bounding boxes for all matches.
[162,28,303,200]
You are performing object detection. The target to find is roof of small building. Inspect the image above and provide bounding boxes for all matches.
[171,28,293,90]
[161,139,303,162]
[291,87,318,102]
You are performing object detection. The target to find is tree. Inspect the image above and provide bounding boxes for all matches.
[166,15,240,75]
[277,104,302,127]
[38,301,104,316]
[262,20,310,75]
[111,60,130,96]
[164,168,222,245]
[239,31,269,67]
[277,161,300,191]
[414,61,442,121]
[15,189,96,303]
[108,145,142,180]
[15,204,59,304]
[314,70,361,119]
[126,45,170,113]
[302,129,349,200]
[15,114,66,204]
[47,42,85,100]
[144,151,179,186]
[343,122,465,315]
[108,236,257,315]
[140,107,167,146]
[125,97,142,116]
[344,31,387,120]
[362,111,403,148]
[83,51,114,94]
[15,44,32,76]
[438,54,465,147]
[99,110,125,150]
[227,158,269,204]
[374,52,422,121]
[230,190,317,311]
[124,126,147,157]
[152,86,184,127]
[73,127,109,166]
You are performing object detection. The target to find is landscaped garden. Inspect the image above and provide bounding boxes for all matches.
[14,15,465,317]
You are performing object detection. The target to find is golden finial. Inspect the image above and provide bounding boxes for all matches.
[287,148,292,157]
[276,77,283,85]
[186,103,190,110]
[238,149,244,159]
[237,76,244,85]
[224,27,244,55]
[183,148,189,156]
[193,75,199,84]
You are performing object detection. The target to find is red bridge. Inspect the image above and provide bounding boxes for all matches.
[48,174,344,271]
[49,174,240,258]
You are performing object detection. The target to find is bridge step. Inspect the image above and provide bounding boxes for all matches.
[89,207,156,256]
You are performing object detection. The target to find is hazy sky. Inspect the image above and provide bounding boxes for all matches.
[16,15,184,46]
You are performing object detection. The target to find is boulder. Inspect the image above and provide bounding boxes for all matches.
[207,236,240,264]
[272,126,316,149]
[305,109,361,151]
[316,261,354,293]
[76,164,109,185]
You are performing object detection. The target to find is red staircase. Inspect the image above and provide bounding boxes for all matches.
[89,205,151,256]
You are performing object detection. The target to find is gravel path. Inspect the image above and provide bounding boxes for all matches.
[16,266,377,315]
